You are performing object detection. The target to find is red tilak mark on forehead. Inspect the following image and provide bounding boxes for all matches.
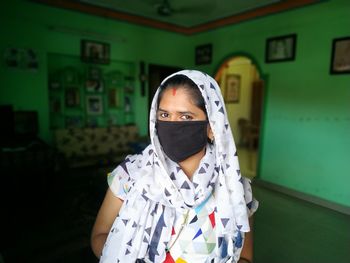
[172,88,177,96]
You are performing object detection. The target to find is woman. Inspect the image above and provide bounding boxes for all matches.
[91,70,258,263]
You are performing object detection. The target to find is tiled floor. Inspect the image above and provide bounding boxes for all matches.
[2,165,349,263]
[252,184,350,262]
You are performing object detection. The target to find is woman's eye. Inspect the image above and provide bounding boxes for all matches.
[159,112,169,118]
[181,115,193,120]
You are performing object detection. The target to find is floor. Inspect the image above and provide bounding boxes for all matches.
[1,163,349,263]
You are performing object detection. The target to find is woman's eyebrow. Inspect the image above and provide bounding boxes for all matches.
[178,111,196,115]
[157,108,196,115]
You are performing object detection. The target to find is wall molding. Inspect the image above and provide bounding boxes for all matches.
[254,178,350,216]
[32,0,322,35]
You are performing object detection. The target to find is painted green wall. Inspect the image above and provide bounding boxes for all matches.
[0,0,193,142]
[1,0,349,207]
[192,0,350,207]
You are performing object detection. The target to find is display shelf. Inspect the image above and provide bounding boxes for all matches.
[48,53,136,129]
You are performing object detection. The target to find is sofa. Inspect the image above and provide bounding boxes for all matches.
[54,125,141,168]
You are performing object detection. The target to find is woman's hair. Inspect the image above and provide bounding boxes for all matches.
[157,74,207,115]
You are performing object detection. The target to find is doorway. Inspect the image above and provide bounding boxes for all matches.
[148,64,182,112]
[147,64,182,135]
[215,56,264,178]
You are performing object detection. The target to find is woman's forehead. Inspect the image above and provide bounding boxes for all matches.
[158,88,195,107]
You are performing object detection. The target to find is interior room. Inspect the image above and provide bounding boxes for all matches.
[1,0,349,262]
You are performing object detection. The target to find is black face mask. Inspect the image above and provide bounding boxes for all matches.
[156,120,209,163]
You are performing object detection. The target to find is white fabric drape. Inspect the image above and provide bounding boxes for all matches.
[100,70,257,263]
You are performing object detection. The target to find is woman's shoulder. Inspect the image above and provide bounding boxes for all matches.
[107,143,153,199]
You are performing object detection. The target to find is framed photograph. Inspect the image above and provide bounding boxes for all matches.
[81,39,110,64]
[65,88,80,107]
[4,47,38,70]
[108,89,119,108]
[86,95,103,115]
[86,79,104,92]
[330,36,350,74]
[86,66,103,92]
[50,97,61,113]
[224,74,241,103]
[195,44,212,65]
[265,34,297,63]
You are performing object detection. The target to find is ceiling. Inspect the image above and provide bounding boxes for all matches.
[34,0,322,35]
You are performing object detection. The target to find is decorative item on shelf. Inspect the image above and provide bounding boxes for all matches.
[330,36,350,74]
[49,80,61,90]
[108,89,119,108]
[124,84,134,93]
[124,96,132,113]
[124,75,135,93]
[88,66,102,80]
[195,43,212,65]
[4,47,39,71]
[49,73,61,90]
[50,97,61,113]
[86,95,103,115]
[105,70,123,87]
[108,114,118,126]
[62,66,80,85]
[139,61,147,97]
[265,34,297,63]
[26,49,39,70]
[86,79,104,92]
[65,115,83,128]
[86,116,99,128]
[65,88,80,107]
[81,39,110,64]
[224,74,241,103]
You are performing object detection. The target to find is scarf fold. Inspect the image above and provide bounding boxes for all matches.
[100,70,252,263]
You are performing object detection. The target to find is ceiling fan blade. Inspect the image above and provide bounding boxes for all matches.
[156,0,172,16]
[172,0,218,15]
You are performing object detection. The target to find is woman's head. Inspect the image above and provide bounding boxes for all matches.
[154,74,214,163]
[156,74,207,120]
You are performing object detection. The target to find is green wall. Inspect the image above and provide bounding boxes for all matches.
[1,0,349,207]
[0,0,193,142]
[193,0,350,207]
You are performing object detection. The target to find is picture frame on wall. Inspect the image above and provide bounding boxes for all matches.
[86,79,104,92]
[224,74,241,103]
[195,43,212,65]
[86,95,103,115]
[50,97,61,113]
[81,39,110,64]
[330,36,350,74]
[86,66,104,92]
[108,89,119,108]
[65,88,80,108]
[4,47,39,70]
[265,34,297,63]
